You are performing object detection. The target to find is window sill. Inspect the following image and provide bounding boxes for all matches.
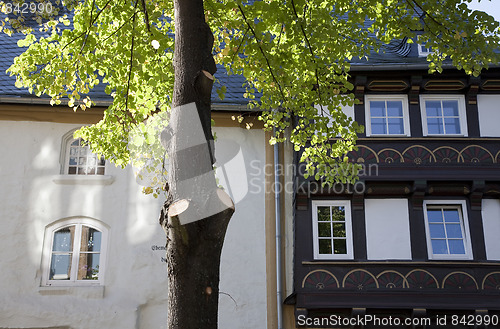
[52,175,115,185]
[38,285,104,298]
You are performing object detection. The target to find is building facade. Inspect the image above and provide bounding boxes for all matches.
[0,32,284,329]
[288,51,500,327]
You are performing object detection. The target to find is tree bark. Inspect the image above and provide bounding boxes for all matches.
[161,0,234,328]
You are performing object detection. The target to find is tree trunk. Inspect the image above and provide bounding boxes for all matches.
[160,0,234,328]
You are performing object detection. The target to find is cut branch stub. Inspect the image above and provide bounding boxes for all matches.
[161,102,234,225]
[168,199,190,218]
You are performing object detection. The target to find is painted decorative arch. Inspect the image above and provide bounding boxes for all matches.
[482,272,500,291]
[342,269,379,290]
[442,272,478,291]
[302,270,339,290]
[402,145,436,165]
[495,150,500,164]
[347,145,379,164]
[376,270,408,289]
[377,148,404,164]
[433,146,462,163]
[459,145,494,164]
[405,269,439,289]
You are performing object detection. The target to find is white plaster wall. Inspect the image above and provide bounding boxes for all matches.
[364,199,412,260]
[0,121,267,329]
[477,95,500,137]
[481,199,500,261]
[214,127,268,329]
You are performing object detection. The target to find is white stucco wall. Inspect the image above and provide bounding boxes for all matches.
[215,127,268,329]
[364,199,412,260]
[0,120,267,329]
[481,199,500,261]
[477,95,500,137]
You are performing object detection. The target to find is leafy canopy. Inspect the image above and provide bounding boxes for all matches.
[2,0,500,186]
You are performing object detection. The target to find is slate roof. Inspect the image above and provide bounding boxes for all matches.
[0,20,472,106]
[0,31,250,106]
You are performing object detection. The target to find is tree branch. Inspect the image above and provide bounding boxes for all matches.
[79,0,96,55]
[228,28,248,65]
[140,0,151,33]
[97,10,139,47]
[290,0,328,126]
[236,3,287,103]
[61,0,113,54]
[124,1,139,123]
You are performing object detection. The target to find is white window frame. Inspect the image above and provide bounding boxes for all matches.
[420,95,468,137]
[418,44,434,57]
[312,200,353,260]
[423,200,473,260]
[41,217,109,286]
[365,95,411,137]
[60,129,106,175]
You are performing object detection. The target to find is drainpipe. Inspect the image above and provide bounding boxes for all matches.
[273,126,283,329]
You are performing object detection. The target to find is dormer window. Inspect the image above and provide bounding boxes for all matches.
[418,43,434,57]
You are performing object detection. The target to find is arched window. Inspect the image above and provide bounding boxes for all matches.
[42,218,108,286]
[60,129,106,175]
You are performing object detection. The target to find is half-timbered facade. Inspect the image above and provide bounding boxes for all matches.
[288,46,500,327]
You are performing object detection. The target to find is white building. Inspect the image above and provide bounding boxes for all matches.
[0,31,294,328]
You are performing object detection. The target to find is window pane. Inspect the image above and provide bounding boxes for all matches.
[370,101,386,117]
[318,222,331,237]
[96,167,105,175]
[446,224,463,239]
[331,206,345,222]
[442,101,459,116]
[371,118,387,134]
[98,157,106,166]
[444,118,461,134]
[332,223,346,238]
[69,157,77,166]
[88,157,97,166]
[53,227,74,252]
[427,118,443,134]
[388,118,404,134]
[319,239,332,254]
[71,139,80,146]
[79,147,88,156]
[50,254,72,280]
[443,209,460,223]
[431,239,448,254]
[427,210,443,223]
[68,167,77,174]
[387,101,403,116]
[333,239,347,254]
[448,240,466,254]
[78,253,100,280]
[429,223,445,239]
[81,226,102,252]
[426,101,441,117]
[317,206,330,221]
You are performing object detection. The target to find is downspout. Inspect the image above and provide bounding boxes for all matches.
[273,126,283,329]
